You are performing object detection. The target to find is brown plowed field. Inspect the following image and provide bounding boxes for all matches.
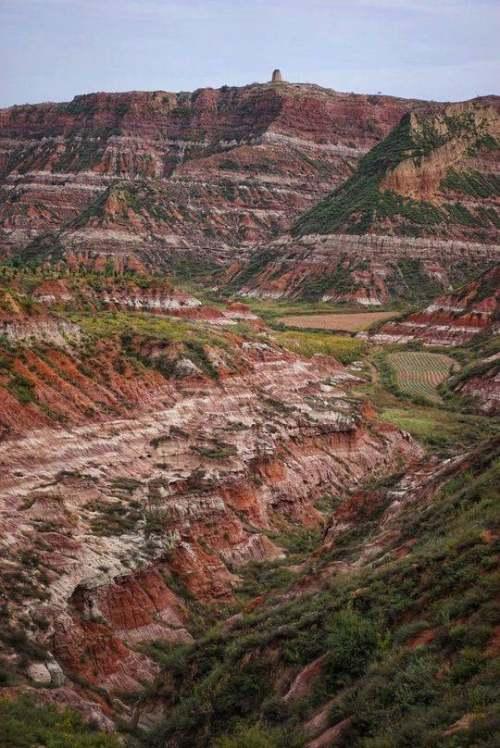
[279,311,397,332]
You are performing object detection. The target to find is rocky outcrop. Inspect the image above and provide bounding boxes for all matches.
[368,264,500,345]
[449,352,500,414]
[294,99,500,243]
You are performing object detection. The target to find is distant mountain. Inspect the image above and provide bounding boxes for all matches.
[0,83,426,267]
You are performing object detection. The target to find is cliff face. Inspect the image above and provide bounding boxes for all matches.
[294,99,500,243]
[0,84,427,263]
[221,232,498,305]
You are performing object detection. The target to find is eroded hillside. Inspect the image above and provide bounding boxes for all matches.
[0,269,427,734]
[0,83,424,266]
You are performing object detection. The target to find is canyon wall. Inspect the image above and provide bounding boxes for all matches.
[0,84,428,264]
[223,232,499,305]
[0,298,420,726]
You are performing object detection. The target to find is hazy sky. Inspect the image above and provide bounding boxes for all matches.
[1,0,499,107]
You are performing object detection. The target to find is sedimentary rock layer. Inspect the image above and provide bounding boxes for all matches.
[0,83,428,261]
[223,232,499,305]
[0,310,420,724]
[370,264,500,346]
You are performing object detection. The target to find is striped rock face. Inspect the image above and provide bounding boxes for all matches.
[0,299,422,724]
[0,83,427,266]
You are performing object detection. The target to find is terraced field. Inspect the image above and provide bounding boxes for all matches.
[386,351,457,402]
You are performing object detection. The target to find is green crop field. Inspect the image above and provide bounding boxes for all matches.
[273,330,367,364]
[386,351,456,402]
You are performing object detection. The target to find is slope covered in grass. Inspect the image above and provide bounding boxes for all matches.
[138,435,500,748]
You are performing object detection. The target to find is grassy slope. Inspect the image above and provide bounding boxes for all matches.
[0,697,120,748]
[138,438,499,748]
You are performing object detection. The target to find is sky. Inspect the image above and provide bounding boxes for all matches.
[1,0,499,107]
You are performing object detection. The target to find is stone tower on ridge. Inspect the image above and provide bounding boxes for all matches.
[271,68,284,83]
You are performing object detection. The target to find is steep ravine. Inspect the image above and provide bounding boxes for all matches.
[0,317,420,731]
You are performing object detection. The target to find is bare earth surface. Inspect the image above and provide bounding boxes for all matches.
[279,311,398,331]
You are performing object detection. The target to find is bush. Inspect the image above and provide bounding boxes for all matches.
[324,610,380,688]
[8,373,37,404]
[215,723,303,748]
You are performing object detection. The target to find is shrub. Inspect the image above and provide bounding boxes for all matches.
[214,723,303,748]
[0,695,120,747]
[8,373,37,404]
[324,610,379,688]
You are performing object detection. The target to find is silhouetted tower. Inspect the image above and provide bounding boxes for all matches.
[271,68,284,83]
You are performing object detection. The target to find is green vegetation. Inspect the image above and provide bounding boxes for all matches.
[299,259,360,300]
[385,351,455,403]
[354,349,499,453]
[293,109,499,237]
[53,136,107,173]
[379,406,498,452]
[226,249,279,292]
[389,258,442,302]
[72,311,201,341]
[240,298,370,325]
[88,498,143,536]
[0,696,120,748]
[193,440,237,460]
[12,233,66,268]
[138,441,500,747]
[71,311,228,379]
[441,168,500,199]
[8,373,37,404]
[273,330,366,364]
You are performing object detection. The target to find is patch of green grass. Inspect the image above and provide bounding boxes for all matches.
[236,561,297,601]
[379,406,497,452]
[273,330,366,364]
[71,312,229,380]
[0,696,120,747]
[8,373,37,404]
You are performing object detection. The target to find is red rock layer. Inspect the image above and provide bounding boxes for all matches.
[223,233,499,305]
[0,83,427,260]
[0,329,421,724]
[371,264,500,346]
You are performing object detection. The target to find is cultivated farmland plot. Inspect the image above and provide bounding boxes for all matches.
[278,311,397,332]
[386,352,457,403]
